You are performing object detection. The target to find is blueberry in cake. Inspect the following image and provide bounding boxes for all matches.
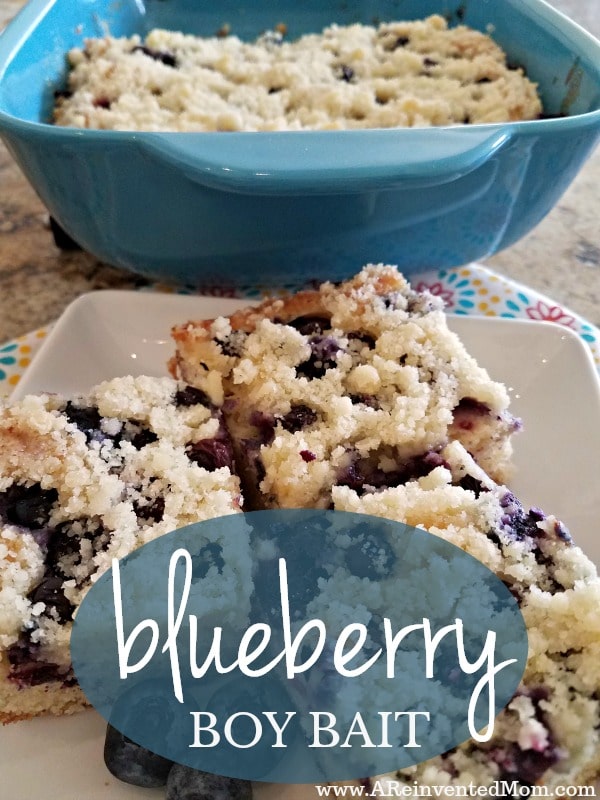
[331,441,600,789]
[53,15,542,132]
[0,376,246,722]
[170,265,520,509]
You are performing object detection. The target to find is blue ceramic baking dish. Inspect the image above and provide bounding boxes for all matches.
[0,0,599,286]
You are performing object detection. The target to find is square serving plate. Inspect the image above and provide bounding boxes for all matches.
[3,289,600,798]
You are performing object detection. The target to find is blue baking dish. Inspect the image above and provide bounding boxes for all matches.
[0,0,599,286]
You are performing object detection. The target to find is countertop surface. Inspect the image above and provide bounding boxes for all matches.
[0,0,598,343]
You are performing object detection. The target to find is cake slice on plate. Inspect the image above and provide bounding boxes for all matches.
[170,265,599,788]
[331,441,600,789]
[170,264,520,509]
[0,375,246,723]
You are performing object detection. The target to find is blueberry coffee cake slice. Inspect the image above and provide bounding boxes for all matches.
[170,265,520,509]
[0,376,247,722]
[332,441,600,789]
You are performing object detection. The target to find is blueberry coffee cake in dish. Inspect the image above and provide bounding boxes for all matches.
[331,440,600,789]
[170,265,521,509]
[0,375,247,723]
[53,15,542,132]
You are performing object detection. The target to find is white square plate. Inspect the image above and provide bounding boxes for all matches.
[4,289,600,799]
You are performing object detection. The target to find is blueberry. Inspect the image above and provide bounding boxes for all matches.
[458,397,490,414]
[132,45,178,68]
[249,410,276,444]
[175,386,213,408]
[106,680,182,784]
[7,633,73,687]
[500,491,517,509]
[215,334,245,357]
[336,459,365,492]
[345,531,396,580]
[504,508,541,543]
[12,660,73,686]
[348,394,379,408]
[338,64,355,82]
[104,724,173,788]
[93,96,111,109]
[29,527,53,552]
[64,402,103,440]
[525,685,550,704]
[130,427,159,449]
[166,765,252,800]
[279,404,317,433]
[28,575,74,623]
[493,742,560,786]
[287,315,331,336]
[381,293,400,309]
[133,496,165,523]
[0,483,58,529]
[336,451,445,495]
[457,475,484,496]
[203,677,294,779]
[46,520,110,584]
[347,331,376,349]
[421,451,449,470]
[186,437,234,471]
[451,397,491,431]
[191,542,225,579]
[296,336,341,380]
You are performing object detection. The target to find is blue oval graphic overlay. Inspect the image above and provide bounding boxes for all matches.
[71,510,528,782]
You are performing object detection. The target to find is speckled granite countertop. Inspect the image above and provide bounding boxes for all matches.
[0,0,598,343]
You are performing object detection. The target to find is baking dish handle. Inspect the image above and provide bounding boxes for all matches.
[139,127,512,195]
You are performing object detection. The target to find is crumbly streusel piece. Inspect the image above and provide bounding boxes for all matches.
[332,441,600,790]
[53,15,541,132]
[170,265,519,509]
[0,376,246,722]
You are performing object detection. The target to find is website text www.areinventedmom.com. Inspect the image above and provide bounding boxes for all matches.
[313,783,597,798]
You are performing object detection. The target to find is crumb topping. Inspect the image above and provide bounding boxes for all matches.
[53,16,541,131]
